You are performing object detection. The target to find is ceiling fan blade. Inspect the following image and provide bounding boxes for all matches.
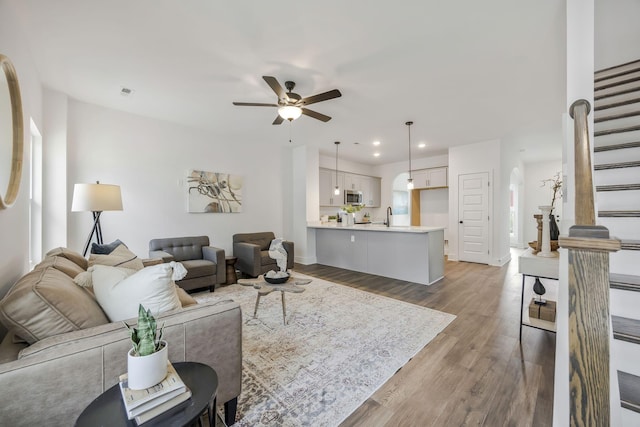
[301,108,331,122]
[301,89,342,106]
[263,76,288,100]
[272,115,285,125]
[232,102,278,107]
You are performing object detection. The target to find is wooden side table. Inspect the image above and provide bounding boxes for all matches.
[75,362,220,427]
[224,256,238,285]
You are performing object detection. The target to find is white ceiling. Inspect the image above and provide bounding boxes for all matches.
[14,0,568,165]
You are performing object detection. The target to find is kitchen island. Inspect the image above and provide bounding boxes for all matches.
[308,223,445,285]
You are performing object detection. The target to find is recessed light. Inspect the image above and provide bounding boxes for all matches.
[373,152,381,157]
[373,141,381,146]
[418,143,426,148]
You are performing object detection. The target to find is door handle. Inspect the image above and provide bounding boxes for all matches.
[459,221,463,224]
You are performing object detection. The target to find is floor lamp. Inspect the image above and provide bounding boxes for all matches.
[71,182,123,256]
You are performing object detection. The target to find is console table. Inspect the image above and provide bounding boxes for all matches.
[518,248,559,340]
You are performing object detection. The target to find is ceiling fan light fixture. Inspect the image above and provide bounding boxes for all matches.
[278,105,302,121]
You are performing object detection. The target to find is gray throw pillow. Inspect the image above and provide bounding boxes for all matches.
[91,239,125,255]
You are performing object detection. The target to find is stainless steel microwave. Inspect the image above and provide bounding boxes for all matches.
[344,190,363,205]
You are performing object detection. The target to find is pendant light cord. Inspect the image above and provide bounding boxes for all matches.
[406,121,413,179]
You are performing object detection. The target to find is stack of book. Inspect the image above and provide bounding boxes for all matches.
[119,362,191,425]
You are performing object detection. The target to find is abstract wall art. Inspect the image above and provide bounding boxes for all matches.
[186,169,243,213]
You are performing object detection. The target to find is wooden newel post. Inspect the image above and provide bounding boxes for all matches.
[564,99,621,426]
[569,99,595,226]
[560,228,620,427]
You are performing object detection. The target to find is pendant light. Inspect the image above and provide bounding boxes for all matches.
[406,121,414,190]
[334,141,341,195]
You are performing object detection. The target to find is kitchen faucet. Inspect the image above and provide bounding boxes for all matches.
[385,206,393,227]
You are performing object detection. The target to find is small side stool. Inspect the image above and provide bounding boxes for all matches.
[224,256,238,285]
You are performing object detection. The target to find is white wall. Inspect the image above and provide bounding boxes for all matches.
[65,99,292,258]
[42,89,68,252]
[293,145,319,264]
[448,140,510,266]
[0,2,44,338]
[319,154,376,176]
[595,0,640,69]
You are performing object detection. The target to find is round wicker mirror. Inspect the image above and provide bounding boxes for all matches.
[0,54,23,209]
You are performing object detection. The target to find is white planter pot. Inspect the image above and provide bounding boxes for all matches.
[127,340,168,390]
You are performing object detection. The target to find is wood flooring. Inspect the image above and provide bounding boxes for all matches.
[295,250,555,427]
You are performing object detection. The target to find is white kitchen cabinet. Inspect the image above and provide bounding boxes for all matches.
[411,170,428,188]
[320,169,381,207]
[411,167,448,189]
[344,173,368,192]
[366,177,381,207]
[320,168,344,206]
[427,167,448,188]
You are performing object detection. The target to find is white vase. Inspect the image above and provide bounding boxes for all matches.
[127,340,168,390]
[538,205,554,258]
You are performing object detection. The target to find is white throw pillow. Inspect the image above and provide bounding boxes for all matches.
[91,262,187,322]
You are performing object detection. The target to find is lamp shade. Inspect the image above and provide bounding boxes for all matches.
[71,183,123,212]
[278,105,302,121]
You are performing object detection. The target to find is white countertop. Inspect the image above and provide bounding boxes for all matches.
[307,222,445,234]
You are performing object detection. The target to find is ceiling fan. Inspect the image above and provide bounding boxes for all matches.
[233,76,342,125]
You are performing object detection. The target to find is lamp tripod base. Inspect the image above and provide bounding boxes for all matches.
[82,211,104,257]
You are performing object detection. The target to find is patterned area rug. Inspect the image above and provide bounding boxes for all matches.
[193,274,455,427]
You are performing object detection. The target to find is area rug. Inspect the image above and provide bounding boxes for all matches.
[193,274,455,427]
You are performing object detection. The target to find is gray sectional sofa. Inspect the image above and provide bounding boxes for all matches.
[0,248,242,426]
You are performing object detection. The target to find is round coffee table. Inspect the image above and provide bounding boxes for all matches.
[224,256,238,285]
[238,274,312,325]
[75,362,218,427]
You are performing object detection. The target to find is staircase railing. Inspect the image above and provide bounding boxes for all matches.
[560,99,621,426]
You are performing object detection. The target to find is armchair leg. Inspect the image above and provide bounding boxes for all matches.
[209,285,215,293]
[224,397,237,425]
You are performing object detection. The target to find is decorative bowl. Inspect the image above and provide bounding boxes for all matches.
[263,272,290,285]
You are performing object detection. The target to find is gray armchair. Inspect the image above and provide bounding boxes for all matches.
[149,236,225,292]
[233,232,294,278]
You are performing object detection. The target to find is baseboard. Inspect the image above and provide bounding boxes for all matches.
[490,253,512,267]
[294,255,317,265]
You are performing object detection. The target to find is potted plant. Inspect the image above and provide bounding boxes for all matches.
[124,304,168,390]
[341,204,365,225]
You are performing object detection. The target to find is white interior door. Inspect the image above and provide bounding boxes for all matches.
[458,172,489,264]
